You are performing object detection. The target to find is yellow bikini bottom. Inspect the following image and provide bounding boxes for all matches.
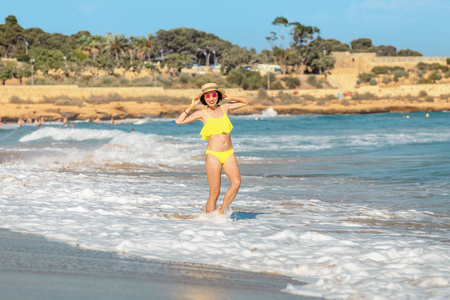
[206,149,234,165]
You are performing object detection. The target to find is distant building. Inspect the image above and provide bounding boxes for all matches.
[1,57,17,62]
[255,64,282,75]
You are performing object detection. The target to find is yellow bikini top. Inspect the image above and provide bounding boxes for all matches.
[200,106,233,140]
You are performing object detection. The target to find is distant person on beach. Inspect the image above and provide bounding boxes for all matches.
[176,83,251,214]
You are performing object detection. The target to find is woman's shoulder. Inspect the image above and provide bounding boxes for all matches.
[220,103,231,113]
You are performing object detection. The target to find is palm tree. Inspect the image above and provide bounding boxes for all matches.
[104,33,129,61]
[90,34,104,61]
[139,34,156,62]
[79,35,92,57]
[129,35,146,61]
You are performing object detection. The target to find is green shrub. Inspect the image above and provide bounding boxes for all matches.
[16,54,30,62]
[119,78,130,86]
[131,76,155,87]
[417,70,426,78]
[9,96,33,104]
[320,94,337,101]
[430,63,443,71]
[283,76,301,89]
[270,80,284,90]
[341,99,349,106]
[55,98,84,107]
[428,71,442,83]
[157,75,174,88]
[416,62,428,70]
[179,74,191,84]
[369,78,377,85]
[226,68,265,90]
[389,66,405,72]
[447,58,450,65]
[418,78,433,84]
[352,92,378,100]
[101,76,116,86]
[257,88,268,100]
[371,66,389,75]
[277,91,293,101]
[382,77,392,84]
[393,69,409,79]
[307,75,323,88]
[418,90,428,97]
[303,94,316,101]
[358,73,372,83]
[425,96,434,102]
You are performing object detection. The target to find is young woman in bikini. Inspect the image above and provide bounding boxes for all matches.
[175,83,251,214]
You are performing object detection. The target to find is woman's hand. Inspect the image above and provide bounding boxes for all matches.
[191,97,201,108]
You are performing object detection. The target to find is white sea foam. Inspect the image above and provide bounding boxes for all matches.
[0,163,449,300]
[15,127,203,168]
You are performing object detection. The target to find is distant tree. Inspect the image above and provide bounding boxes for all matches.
[220,46,253,73]
[0,15,24,57]
[398,49,422,56]
[30,48,64,75]
[94,53,115,75]
[129,35,145,61]
[0,63,14,85]
[226,68,264,90]
[377,45,397,56]
[13,63,31,84]
[289,22,320,49]
[104,34,129,61]
[303,37,335,73]
[163,53,192,76]
[351,38,373,52]
[143,34,155,61]
[324,39,351,52]
[266,17,290,74]
[5,15,18,25]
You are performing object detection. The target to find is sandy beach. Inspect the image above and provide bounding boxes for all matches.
[0,229,320,300]
[1,84,450,122]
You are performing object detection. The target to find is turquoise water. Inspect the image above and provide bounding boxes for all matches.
[1,111,449,298]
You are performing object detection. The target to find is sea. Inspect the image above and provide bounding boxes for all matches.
[1,109,449,299]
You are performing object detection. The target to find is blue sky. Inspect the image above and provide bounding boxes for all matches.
[3,0,449,57]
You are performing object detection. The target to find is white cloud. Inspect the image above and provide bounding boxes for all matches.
[78,3,99,14]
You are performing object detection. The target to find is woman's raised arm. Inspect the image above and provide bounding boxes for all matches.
[175,97,202,124]
[223,95,252,111]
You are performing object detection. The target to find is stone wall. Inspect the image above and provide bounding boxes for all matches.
[0,85,250,104]
[332,51,449,74]
[1,83,449,105]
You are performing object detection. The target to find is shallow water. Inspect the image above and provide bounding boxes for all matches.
[1,111,449,299]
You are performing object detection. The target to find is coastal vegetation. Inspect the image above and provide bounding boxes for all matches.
[1,14,441,90]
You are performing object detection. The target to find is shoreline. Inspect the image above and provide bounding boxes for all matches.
[0,228,319,300]
[1,84,450,122]
[1,99,449,123]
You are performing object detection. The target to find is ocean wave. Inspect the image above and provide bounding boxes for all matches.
[19,127,124,142]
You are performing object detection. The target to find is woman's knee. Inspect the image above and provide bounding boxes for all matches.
[231,177,241,189]
[209,189,220,199]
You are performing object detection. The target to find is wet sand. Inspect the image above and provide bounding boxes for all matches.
[0,229,321,300]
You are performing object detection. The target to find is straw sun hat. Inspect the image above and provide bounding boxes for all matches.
[195,83,226,99]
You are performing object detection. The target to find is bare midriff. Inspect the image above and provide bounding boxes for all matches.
[207,133,233,152]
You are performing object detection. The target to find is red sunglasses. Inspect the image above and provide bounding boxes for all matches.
[204,93,217,98]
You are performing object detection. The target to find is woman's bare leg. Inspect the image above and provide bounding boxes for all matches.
[219,154,241,214]
[205,154,222,213]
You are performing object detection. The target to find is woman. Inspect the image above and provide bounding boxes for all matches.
[175,83,251,214]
